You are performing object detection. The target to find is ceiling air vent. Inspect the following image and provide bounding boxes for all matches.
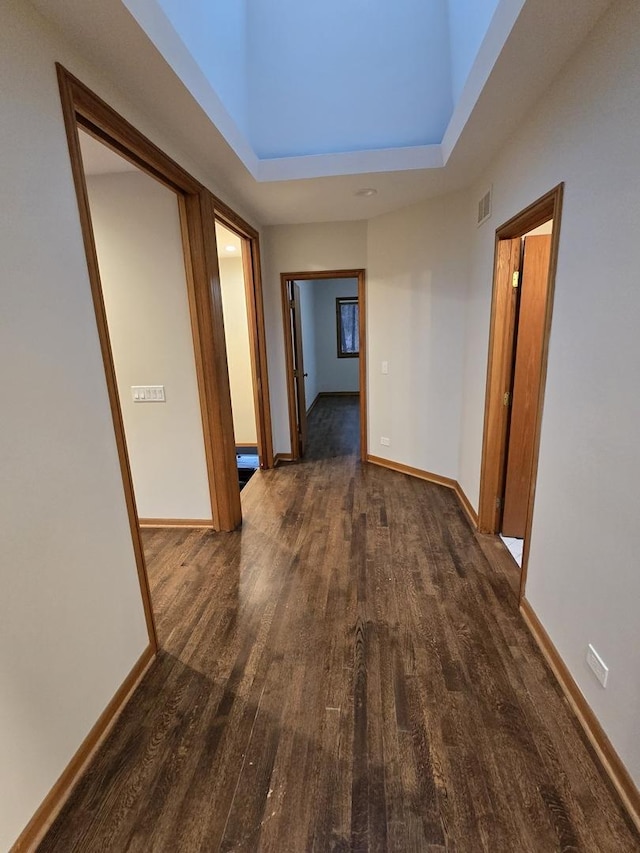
[477,186,492,226]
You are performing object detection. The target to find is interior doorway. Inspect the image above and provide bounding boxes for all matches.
[281,269,367,462]
[57,65,264,647]
[215,219,273,486]
[79,129,214,528]
[478,185,564,599]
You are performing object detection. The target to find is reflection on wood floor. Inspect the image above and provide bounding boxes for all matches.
[40,397,638,851]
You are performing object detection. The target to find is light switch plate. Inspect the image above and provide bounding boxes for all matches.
[132,385,166,402]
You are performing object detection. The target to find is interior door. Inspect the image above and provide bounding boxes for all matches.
[501,234,552,537]
[289,281,307,456]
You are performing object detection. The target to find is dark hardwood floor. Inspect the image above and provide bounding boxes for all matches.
[39,397,638,851]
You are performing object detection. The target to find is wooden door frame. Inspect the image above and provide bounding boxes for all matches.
[478,184,564,601]
[280,269,367,462]
[214,213,274,469]
[57,65,250,649]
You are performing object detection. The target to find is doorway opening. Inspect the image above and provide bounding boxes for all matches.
[215,219,273,488]
[281,270,367,462]
[57,66,270,647]
[78,130,215,529]
[478,185,564,601]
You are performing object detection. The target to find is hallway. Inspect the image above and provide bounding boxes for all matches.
[39,399,638,851]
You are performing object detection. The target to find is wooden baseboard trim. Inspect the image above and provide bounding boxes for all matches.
[306,393,321,416]
[139,518,214,528]
[365,455,479,530]
[274,453,294,466]
[366,454,457,489]
[520,598,640,833]
[11,644,155,852]
[235,443,258,452]
[454,482,479,527]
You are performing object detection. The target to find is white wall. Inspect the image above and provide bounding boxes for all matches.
[367,192,470,477]
[86,169,211,520]
[296,281,319,410]
[218,255,257,445]
[300,278,359,399]
[261,221,367,454]
[0,3,152,847]
[248,0,452,158]
[458,0,640,786]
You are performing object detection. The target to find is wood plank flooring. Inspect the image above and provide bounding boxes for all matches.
[39,396,639,851]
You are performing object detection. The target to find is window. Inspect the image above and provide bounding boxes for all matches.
[336,297,359,358]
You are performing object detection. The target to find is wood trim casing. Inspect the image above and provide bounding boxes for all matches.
[56,66,158,650]
[477,184,564,602]
[520,599,640,833]
[184,190,242,530]
[139,518,214,528]
[57,64,242,536]
[10,645,155,852]
[281,269,367,463]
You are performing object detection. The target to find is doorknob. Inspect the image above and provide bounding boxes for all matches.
[303,372,308,377]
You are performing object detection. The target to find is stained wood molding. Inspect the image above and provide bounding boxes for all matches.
[56,65,158,650]
[11,646,155,852]
[139,518,214,528]
[520,599,640,833]
[56,64,245,542]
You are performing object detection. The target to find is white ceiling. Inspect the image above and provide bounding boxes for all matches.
[79,129,138,175]
[215,222,243,259]
[31,0,612,226]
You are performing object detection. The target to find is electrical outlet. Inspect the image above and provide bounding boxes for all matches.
[586,644,609,688]
[380,436,390,446]
[381,361,389,374]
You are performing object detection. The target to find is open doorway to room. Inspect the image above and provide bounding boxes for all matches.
[281,270,367,462]
[215,219,273,489]
[57,66,253,647]
[478,185,563,599]
[79,129,214,528]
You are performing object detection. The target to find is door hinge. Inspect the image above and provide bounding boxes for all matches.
[512,271,520,289]
[496,496,502,510]
[503,391,511,407]
[293,369,299,378]
[289,299,295,308]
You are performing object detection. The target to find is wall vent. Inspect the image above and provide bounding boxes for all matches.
[477,186,492,226]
